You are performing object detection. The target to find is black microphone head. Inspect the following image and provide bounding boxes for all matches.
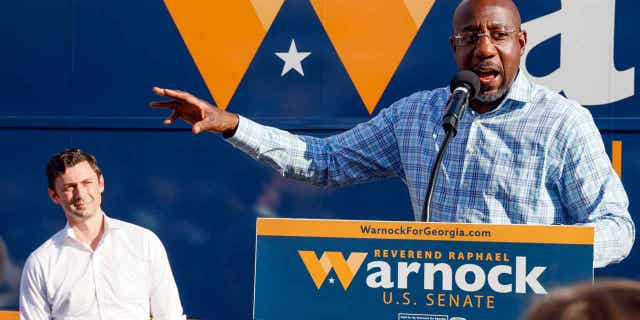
[450,70,481,99]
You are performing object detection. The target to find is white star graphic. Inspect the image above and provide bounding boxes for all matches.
[275,39,311,76]
[328,277,336,284]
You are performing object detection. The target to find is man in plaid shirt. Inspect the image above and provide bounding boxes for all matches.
[150,0,634,268]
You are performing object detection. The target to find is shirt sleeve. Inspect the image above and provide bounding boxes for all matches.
[19,254,51,320]
[148,233,185,320]
[555,109,635,268]
[225,103,404,187]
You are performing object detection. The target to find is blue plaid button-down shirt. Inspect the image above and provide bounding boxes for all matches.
[227,73,634,268]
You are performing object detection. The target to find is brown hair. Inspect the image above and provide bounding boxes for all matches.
[524,279,640,320]
[46,148,102,190]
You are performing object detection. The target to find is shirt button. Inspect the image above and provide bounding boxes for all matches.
[463,183,470,189]
[468,147,476,154]
[432,133,437,139]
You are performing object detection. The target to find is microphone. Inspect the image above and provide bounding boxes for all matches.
[442,70,480,136]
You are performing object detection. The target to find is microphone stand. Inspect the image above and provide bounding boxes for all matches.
[421,128,455,222]
[421,90,470,222]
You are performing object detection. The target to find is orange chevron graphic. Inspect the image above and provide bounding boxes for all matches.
[298,250,367,290]
[310,0,435,113]
[165,1,434,113]
[163,1,284,110]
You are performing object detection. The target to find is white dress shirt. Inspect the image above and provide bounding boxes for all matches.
[19,214,185,320]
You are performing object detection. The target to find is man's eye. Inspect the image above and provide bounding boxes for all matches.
[460,33,477,43]
[492,31,509,39]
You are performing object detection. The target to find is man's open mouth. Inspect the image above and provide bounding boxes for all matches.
[475,69,500,83]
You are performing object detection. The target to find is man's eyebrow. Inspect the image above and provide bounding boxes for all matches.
[461,25,480,31]
[487,23,508,29]
[62,178,94,187]
[459,23,510,32]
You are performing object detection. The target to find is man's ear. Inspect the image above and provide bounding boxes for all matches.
[519,30,528,56]
[98,175,104,193]
[48,188,60,205]
[450,36,457,54]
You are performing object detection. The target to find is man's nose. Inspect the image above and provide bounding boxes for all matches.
[474,35,497,58]
[74,185,88,198]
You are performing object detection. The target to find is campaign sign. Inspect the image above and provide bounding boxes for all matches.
[254,218,593,320]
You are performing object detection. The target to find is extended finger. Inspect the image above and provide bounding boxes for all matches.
[163,110,180,125]
[155,88,205,107]
[153,87,189,100]
[152,87,171,96]
[152,87,185,97]
[149,100,182,109]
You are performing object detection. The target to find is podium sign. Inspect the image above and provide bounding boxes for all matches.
[254,219,593,320]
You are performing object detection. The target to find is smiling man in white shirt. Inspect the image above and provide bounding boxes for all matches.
[19,148,185,320]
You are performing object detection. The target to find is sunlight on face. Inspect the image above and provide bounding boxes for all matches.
[49,161,104,222]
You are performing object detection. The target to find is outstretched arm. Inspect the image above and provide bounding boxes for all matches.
[150,87,405,187]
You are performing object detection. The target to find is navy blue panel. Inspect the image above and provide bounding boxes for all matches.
[1,0,638,127]
[0,0,71,115]
[519,1,562,23]
[71,0,211,117]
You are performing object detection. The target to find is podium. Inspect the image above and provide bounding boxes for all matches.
[253,218,593,320]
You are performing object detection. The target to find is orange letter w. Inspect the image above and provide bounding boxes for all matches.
[298,250,367,290]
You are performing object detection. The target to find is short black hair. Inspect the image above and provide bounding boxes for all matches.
[46,148,102,190]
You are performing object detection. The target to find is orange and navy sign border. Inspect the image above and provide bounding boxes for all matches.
[254,218,594,319]
[256,218,594,245]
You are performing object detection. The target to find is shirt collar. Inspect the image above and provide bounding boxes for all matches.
[64,211,121,242]
[470,70,533,118]
[503,70,533,104]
